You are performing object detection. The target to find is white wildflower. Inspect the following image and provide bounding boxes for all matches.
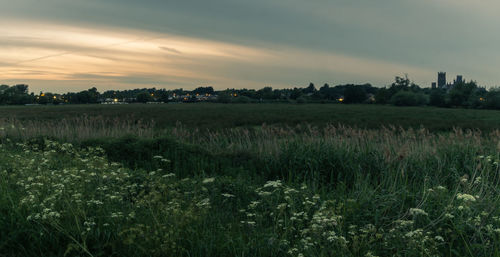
[409,208,428,216]
[202,177,215,184]
[457,193,476,202]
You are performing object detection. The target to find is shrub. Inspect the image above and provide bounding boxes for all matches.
[390,91,428,106]
[429,89,446,107]
[484,89,500,109]
[234,96,252,104]
[296,96,308,104]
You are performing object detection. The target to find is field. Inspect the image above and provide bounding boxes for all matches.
[0,103,500,131]
[1,104,500,257]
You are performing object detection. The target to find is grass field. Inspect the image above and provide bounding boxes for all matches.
[0,103,499,131]
[1,103,500,256]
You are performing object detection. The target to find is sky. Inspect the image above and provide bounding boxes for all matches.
[1,0,499,93]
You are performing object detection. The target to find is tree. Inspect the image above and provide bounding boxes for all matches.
[193,86,214,95]
[447,81,477,107]
[289,87,303,100]
[390,91,428,106]
[484,88,500,109]
[304,83,316,94]
[392,75,411,91]
[0,84,34,105]
[343,85,367,104]
[217,92,231,103]
[136,92,153,103]
[429,89,446,107]
[374,88,390,104]
[257,87,274,100]
[296,96,308,104]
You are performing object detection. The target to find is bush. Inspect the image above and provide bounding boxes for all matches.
[136,92,153,103]
[429,89,446,107]
[216,93,231,103]
[233,96,252,104]
[296,96,308,104]
[390,91,428,106]
[484,89,500,109]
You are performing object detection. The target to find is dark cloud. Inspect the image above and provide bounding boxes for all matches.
[1,0,499,88]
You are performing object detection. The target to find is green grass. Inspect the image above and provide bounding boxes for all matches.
[1,104,500,256]
[0,103,499,131]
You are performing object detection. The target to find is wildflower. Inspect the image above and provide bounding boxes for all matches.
[284,187,298,194]
[409,208,428,216]
[457,193,476,202]
[405,229,423,238]
[277,203,287,211]
[111,212,123,218]
[84,221,96,227]
[435,236,444,242]
[263,180,282,188]
[241,221,255,226]
[202,177,215,184]
[87,200,104,205]
[196,198,210,207]
[435,185,447,191]
[365,252,379,257]
[257,191,272,197]
[444,213,454,219]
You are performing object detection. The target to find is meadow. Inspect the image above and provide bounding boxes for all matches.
[1,104,500,257]
[0,103,500,131]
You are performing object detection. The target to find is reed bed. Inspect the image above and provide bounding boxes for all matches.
[0,115,157,141]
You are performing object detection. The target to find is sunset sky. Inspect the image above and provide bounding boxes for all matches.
[1,0,499,93]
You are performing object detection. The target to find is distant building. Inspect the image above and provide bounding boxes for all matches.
[455,75,463,84]
[431,82,437,89]
[438,72,446,88]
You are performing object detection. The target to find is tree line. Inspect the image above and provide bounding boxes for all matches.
[1,76,500,109]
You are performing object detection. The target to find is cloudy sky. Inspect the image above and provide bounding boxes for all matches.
[1,0,499,93]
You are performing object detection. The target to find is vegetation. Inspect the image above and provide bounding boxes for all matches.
[1,105,499,256]
[1,74,500,109]
[1,104,500,132]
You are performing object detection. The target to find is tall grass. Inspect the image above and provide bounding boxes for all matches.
[1,116,499,256]
[0,115,156,141]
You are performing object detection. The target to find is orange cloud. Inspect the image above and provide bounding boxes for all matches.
[0,20,435,92]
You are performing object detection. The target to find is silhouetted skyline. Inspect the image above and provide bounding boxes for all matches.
[1,0,499,93]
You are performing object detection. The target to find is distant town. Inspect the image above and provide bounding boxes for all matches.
[0,72,499,109]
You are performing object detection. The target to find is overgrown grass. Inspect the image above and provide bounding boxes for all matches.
[1,119,500,256]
